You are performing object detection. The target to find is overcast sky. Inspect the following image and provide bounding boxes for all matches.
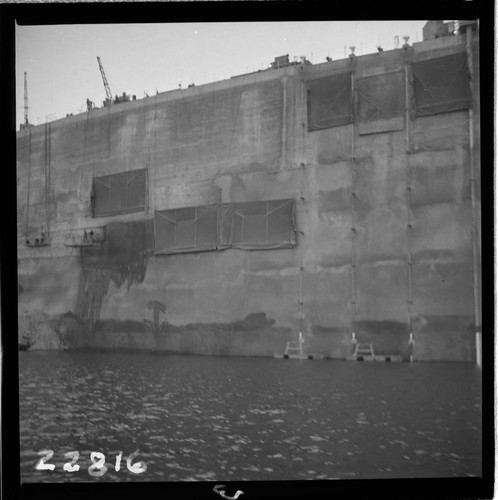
[16,21,428,126]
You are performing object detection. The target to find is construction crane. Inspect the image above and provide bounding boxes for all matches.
[97,56,113,107]
[21,72,30,129]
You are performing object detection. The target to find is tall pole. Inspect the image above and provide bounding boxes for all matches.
[404,41,415,362]
[24,72,29,126]
[466,26,481,367]
[349,49,357,348]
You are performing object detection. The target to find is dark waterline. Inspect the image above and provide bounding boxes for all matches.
[19,352,482,482]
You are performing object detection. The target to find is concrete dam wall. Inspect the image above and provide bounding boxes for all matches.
[17,32,480,361]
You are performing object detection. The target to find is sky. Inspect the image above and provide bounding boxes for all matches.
[16,21,428,126]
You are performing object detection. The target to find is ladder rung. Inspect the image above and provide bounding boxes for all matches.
[285,340,304,356]
[354,343,375,357]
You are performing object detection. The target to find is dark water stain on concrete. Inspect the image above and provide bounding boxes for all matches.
[91,312,277,337]
[81,219,154,279]
[162,312,278,336]
[75,220,154,328]
[52,311,291,356]
[354,320,410,356]
[412,315,475,361]
[312,325,350,336]
[75,266,113,329]
[53,312,476,362]
[95,318,148,334]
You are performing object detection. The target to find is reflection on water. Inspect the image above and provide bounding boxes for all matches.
[19,352,482,482]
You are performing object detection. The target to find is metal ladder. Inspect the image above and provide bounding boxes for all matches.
[284,332,304,357]
[353,343,375,360]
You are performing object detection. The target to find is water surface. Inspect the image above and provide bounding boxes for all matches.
[19,352,482,482]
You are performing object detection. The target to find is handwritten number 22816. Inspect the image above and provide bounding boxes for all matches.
[36,450,147,476]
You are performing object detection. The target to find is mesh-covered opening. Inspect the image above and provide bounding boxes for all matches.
[308,72,352,131]
[92,168,146,217]
[155,199,296,254]
[358,71,405,122]
[221,199,296,250]
[154,204,218,254]
[413,52,469,116]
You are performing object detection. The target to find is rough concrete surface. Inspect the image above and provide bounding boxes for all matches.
[17,33,480,361]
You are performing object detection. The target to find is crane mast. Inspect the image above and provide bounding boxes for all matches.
[97,56,113,106]
[24,72,29,126]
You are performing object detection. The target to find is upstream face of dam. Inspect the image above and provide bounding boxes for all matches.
[16,28,481,362]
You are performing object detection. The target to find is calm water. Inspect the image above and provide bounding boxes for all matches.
[19,352,482,483]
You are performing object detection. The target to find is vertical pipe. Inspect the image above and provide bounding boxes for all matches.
[153,94,158,214]
[281,75,287,170]
[299,251,303,334]
[298,63,307,342]
[44,123,49,236]
[107,105,112,158]
[25,128,32,238]
[47,124,51,236]
[350,54,357,341]
[143,98,149,213]
[265,201,269,243]
[81,108,91,217]
[466,26,481,367]
[404,45,415,362]
[300,63,307,167]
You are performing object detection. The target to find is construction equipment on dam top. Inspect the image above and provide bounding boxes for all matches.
[97,56,135,107]
[16,22,481,363]
[97,56,113,107]
[20,72,31,130]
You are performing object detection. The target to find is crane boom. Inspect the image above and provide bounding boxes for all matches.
[24,72,29,125]
[97,56,113,104]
